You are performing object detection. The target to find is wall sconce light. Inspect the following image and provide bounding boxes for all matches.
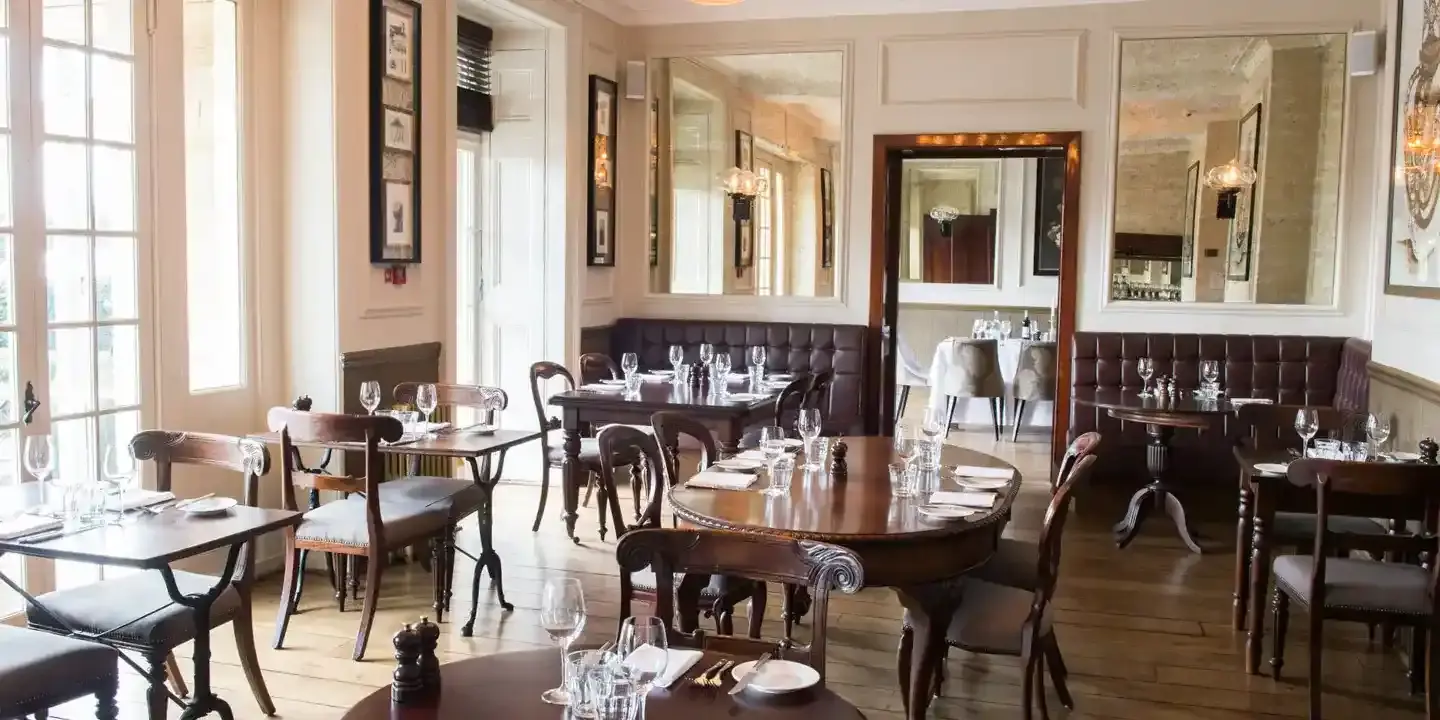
[929,205,960,237]
[1204,159,1256,219]
[720,166,767,222]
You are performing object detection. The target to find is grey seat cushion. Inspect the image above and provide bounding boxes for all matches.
[546,437,640,468]
[384,475,484,520]
[297,489,451,548]
[969,538,1039,591]
[1272,512,1388,541]
[28,571,240,648]
[900,580,1052,656]
[630,570,731,601]
[1273,555,1433,615]
[0,625,117,711]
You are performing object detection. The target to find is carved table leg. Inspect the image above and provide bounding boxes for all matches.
[562,427,583,544]
[1246,485,1275,675]
[1113,423,1202,553]
[160,545,244,720]
[1233,477,1255,631]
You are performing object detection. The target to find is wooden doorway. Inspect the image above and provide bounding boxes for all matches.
[866,132,1082,463]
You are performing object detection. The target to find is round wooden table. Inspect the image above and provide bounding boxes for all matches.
[668,436,1021,720]
[1073,388,1234,553]
[339,648,865,719]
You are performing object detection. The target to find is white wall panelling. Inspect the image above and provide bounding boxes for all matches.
[880,32,1085,106]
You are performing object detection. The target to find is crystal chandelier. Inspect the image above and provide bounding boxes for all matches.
[928,205,960,237]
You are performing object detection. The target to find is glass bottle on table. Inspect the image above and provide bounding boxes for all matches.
[539,577,588,705]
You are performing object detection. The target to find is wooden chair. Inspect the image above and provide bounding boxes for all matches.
[1267,459,1440,719]
[578,352,621,385]
[739,376,814,449]
[527,361,645,541]
[615,527,865,683]
[268,408,457,661]
[899,454,1097,720]
[0,626,118,720]
[25,431,276,720]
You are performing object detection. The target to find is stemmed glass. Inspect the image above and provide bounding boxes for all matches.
[760,425,787,482]
[797,409,823,468]
[1366,413,1392,456]
[749,345,767,377]
[621,352,639,378]
[920,406,946,442]
[1200,361,1220,397]
[539,577,587,705]
[999,320,1013,339]
[359,381,382,415]
[102,445,138,524]
[1295,408,1320,457]
[699,343,715,367]
[668,345,684,375]
[415,383,439,436]
[24,436,55,516]
[617,616,669,716]
[1137,358,1155,397]
[894,425,918,468]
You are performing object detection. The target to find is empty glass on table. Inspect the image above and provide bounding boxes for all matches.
[920,406,946,442]
[1199,360,1220,398]
[415,383,439,436]
[1137,358,1155,397]
[359,380,382,415]
[1366,413,1392,455]
[767,453,795,497]
[797,408,823,468]
[617,616,668,717]
[668,345,685,378]
[1294,408,1320,456]
[539,577,588,705]
[621,352,639,378]
[699,343,715,367]
[102,445,139,524]
[24,435,56,517]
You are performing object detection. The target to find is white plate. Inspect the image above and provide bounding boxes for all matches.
[715,458,764,472]
[781,439,804,448]
[1252,462,1289,476]
[952,475,1010,490]
[729,659,820,694]
[917,505,977,521]
[599,379,627,385]
[181,497,238,517]
[1390,451,1421,462]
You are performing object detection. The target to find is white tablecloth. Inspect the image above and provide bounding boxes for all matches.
[925,338,1053,429]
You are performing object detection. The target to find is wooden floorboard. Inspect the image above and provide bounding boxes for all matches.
[46,430,1427,719]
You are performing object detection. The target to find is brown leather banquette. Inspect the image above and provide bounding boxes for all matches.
[1068,333,1371,483]
[597,318,870,435]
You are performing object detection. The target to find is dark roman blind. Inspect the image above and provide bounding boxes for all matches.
[457,17,494,133]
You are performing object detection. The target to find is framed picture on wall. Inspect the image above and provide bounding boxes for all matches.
[736,130,754,171]
[369,0,422,264]
[1031,156,1064,276]
[1386,0,1440,298]
[820,168,834,269]
[587,74,618,267]
[1181,161,1199,278]
[1227,102,1262,282]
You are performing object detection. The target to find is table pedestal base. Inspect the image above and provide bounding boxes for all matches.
[1112,422,1203,554]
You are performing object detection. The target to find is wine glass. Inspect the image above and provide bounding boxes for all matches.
[359,381,382,415]
[24,435,55,516]
[1137,358,1155,397]
[621,352,639,379]
[699,343,715,367]
[798,409,823,468]
[999,320,1013,339]
[714,352,731,377]
[1366,413,1392,455]
[749,345,767,371]
[761,425,787,475]
[668,345,684,375]
[102,445,138,524]
[920,406,946,441]
[415,383,439,435]
[617,616,669,715]
[1201,360,1220,396]
[539,577,587,705]
[1295,408,1320,456]
[894,424,918,468]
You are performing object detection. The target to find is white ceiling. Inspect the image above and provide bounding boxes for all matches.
[583,0,1141,26]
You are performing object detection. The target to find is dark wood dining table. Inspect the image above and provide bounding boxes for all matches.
[340,647,866,719]
[548,377,782,542]
[249,427,541,633]
[1073,388,1236,553]
[0,483,302,720]
[667,436,1021,720]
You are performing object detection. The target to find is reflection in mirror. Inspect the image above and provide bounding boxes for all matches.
[1112,34,1346,304]
[648,52,843,297]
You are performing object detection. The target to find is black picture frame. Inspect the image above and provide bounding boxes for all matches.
[1227,102,1262,282]
[1181,161,1200,278]
[1031,156,1064,276]
[587,74,618,267]
[820,168,834,269]
[369,0,422,264]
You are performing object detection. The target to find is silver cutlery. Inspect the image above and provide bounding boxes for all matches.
[729,652,771,695]
[691,660,725,689]
[19,522,105,545]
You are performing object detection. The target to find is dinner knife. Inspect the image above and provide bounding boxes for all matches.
[728,652,771,695]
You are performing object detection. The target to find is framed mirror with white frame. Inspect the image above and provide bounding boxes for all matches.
[1110,33,1348,305]
[648,50,845,298]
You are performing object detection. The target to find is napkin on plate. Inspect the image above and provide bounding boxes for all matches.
[625,645,704,689]
[928,491,998,509]
[1229,398,1274,406]
[579,384,626,393]
[686,471,760,490]
[0,514,62,541]
[951,465,1013,480]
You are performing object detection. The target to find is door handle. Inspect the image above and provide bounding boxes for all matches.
[22,381,39,425]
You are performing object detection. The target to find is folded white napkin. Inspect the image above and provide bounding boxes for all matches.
[626,645,703,689]
[0,514,62,541]
[1230,398,1274,406]
[928,491,998,509]
[736,449,768,462]
[686,471,760,490]
[579,384,625,393]
[951,465,1014,480]
[116,489,175,511]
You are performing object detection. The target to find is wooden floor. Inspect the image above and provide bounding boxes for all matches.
[48,430,1428,719]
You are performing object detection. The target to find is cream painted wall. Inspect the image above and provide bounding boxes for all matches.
[614,0,1383,335]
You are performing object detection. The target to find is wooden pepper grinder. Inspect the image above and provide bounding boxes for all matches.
[831,439,849,477]
[391,624,423,705]
[415,615,442,694]
[1420,437,1438,465]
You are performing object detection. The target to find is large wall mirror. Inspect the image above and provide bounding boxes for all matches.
[648,51,844,298]
[1111,34,1347,304]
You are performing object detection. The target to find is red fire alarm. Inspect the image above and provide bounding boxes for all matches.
[384,265,408,285]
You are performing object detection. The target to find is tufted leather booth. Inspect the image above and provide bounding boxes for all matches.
[608,318,869,434]
[1069,333,1370,483]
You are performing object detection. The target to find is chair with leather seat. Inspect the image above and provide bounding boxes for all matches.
[0,626,118,720]
[528,361,644,542]
[1010,341,1057,442]
[898,454,1096,720]
[268,408,455,662]
[1267,459,1440,719]
[576,352,656,522]
[932,338,1006,440]
[26,431,277,720]
[896,335,930,421]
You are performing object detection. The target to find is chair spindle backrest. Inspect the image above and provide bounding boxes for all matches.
[1031,454,1096,634]
[650,411,720,490]
[1052,431,1101,492]
[596,425,670,529]
[578,353,621,386]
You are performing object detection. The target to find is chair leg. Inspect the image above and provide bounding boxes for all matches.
[232,597,277,715]
[988,398,1001,441]
[291,548,309,614]
[748,581,766,640]
[532,459,551,532]
[348,556,360,604]
[1308,613,1324,720]
[944,397,957,438]
[334,552,348,613]
[1035,649,1051,720]
[1415,628,1430,697]
[431,534,446,623]
[353,549,387,661]
[897,386,910,420]
[1045,634,1074,709]
[897,626,913,718]
[1426,625,1439,719]
[932,648,945,697]
[95,670,119,720]
[1270,587,1289,679]
[1021,637,1036,720]
[144,651,169,720]
[631,460,645,524]
[583,474,596,508]
[1012,399,1028,442]
[272,537,300,649]
[595,474,610,542]
[445,524,458,612]
[164,651,189,698]
[35,710,48,720]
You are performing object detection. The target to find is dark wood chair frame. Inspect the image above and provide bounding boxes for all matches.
[615,527,865,683]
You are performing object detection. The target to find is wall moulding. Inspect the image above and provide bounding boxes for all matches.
[879,30,1085,107]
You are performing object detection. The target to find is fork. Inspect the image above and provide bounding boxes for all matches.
[705,660,733,689]
[690,660,725,689]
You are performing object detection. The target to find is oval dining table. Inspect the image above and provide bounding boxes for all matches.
[340,648,866,719]
[668,436,1022,720]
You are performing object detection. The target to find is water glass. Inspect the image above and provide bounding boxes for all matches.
[624,372,643,395]
[894,425,918,465]
[760,426,787,466]
[564,650,614,719]
[674,363,691,386]
[999,320,1013,339]
[749,345,767,373]
[766,454,795,497]
[618,616,668,716]
[1137,358,1155,397]
[888,462,916,497]
[1200,360,1220,397]
[588,664,641,720]
[103,445,139,524]
[919,407,946,441]
[916,438,942,471]
[811,437,832,468]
